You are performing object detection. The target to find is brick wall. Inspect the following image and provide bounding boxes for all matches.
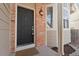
[10,4,16,52]
[35,4,46,46]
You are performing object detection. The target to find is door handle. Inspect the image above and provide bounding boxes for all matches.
[32,26,34,35]
[32,33,34,35]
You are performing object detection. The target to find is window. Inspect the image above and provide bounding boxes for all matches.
[64,4,69,28]
[47,7,53,28]
[64,19,69,28]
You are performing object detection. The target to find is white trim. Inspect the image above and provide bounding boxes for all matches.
[64,28,70,30]
[15,3,17,52]
[62,3,64,55]
[16,44,35,51]
[56,3,59,48]
[47,29,56,31]
[45,4,47,46]
[17,4,35,10]
[15,4,35,52]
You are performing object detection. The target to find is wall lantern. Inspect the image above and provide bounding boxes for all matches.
[39,7,43,16]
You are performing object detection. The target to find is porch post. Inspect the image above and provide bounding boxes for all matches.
[57,3,64,55]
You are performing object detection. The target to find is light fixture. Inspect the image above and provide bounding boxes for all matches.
[39,7,43,16]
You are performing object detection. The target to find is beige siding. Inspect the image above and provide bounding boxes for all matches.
[47,30,58,47]
[0,3,10,55]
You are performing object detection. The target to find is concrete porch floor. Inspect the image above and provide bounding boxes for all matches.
[35,46,59,56]
[10,45,79,56]
[10,46,59,56]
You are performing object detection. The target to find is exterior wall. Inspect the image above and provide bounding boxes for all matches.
[0,3,10,55]
[70,10,79,29]
[35,3,46,46]
[47,4,71,47]
[70,4,79,29]
[64,29,71,44]
[47,30,58,47]
[46,4,58,47]
[64,4,71,44]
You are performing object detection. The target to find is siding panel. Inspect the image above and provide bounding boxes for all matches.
[0,3,10,55]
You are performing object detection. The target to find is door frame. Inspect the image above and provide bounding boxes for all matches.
[15,4,36,51]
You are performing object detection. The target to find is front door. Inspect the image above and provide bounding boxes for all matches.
[17,6,34,46]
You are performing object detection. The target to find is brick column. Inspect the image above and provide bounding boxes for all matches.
[10,4,16,52]
[35,4,46,46]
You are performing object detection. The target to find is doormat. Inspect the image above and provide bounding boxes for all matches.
[16,47,39,56]
[51,44,75,56]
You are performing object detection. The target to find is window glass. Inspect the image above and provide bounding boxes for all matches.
[47,7,53,28]
[64,4,69,28]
